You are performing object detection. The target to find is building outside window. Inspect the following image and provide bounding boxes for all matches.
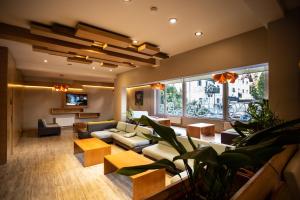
[155,63,268,121]
[228,64,268,121]
[165,82,183,116]
[185,78,223,118]
[157,90,165,114]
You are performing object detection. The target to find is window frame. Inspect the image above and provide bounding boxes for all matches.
[155,64,269,121]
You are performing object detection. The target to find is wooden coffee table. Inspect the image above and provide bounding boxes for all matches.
[74,138,111,167]
[149,116,171,127]
[187,123,215,137]
[104,150,165,200]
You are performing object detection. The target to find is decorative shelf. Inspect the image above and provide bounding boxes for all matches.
[51,108,84,115]
[77,113,100,119]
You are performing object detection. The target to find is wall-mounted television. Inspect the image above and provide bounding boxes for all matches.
[65,93,88,106]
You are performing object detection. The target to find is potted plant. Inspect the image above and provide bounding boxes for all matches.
[117,115,300,200]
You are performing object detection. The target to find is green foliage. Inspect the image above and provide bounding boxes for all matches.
[250,73,265,100]
[117,115,300,200]
[231,99,283,143]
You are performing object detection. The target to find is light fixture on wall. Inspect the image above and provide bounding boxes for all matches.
[150,83,165,90]
[212,72,238,84]
[54,84,69,92]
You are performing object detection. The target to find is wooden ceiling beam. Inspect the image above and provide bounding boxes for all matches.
[0,23,155,67]
[138,43,160,55]
[67,56,92,64]
[32,46,76,57]
[100,62,118,68]
[30,22,93,46]
[153,52,169,60]
[75,23,132,48]
[103,44,152,59]
[33,45,137,68]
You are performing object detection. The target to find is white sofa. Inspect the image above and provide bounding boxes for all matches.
[142,136,235,171]
[91,121,153,152]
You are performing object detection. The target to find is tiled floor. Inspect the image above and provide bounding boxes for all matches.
[0,129,171,200]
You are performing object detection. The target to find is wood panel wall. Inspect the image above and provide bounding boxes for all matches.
[0,47,8,165]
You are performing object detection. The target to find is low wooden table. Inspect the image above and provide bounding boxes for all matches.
[74,138,111,167]
[149,116,171,127]
[187,123,215,137]
[104,150,165,200]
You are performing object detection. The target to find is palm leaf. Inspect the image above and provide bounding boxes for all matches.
[173,146,218,166]
[117,159,179,176]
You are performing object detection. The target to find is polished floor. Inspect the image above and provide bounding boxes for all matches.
[0,129,171,200]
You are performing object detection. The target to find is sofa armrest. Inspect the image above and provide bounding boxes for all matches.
[87,121,117,133]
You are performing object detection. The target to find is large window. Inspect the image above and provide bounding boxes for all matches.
[158,90,165,114]
[165,82,183,116]
[155,63,268,121]
[185,78,223,118]
[228,69,268,121]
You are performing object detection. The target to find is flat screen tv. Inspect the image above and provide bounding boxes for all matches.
[65,93,88,106]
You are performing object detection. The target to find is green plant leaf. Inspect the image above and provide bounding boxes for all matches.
[173,146,218,166]
[187,135,197,150]
[218,151,255,170]
[117,159,179,176]
[142,133,164,142]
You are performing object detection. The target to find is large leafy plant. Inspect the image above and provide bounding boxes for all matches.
[231,99,283,145]
[117,116,300,200]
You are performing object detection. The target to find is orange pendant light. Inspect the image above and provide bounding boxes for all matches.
[212,72,238,84]
[150,83,165,90]
[54,84,69,92]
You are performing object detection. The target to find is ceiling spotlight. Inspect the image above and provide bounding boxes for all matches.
[44,59,48,63]
[150,6,158,12]
[100,62,104,66]
[109,69,113,72]
[123,0,132,2]
[92,66,96,70]
[169,18,177,24]
[132,40,138,45]
[195,32,203,37]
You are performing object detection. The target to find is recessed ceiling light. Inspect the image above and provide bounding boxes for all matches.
[169,18,177,24]
[44,59,48,63]
[109,69,113,72]
[123,0,132,2]
[150,6,158,12]
[92,66,96,70]
[132,40,138,45]
[195,32,203,37]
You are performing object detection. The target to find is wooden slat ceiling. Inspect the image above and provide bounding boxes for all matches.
[0,22,169,68]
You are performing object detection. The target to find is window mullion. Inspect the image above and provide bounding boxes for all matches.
[182,81,186,117]
[223,82,228,120]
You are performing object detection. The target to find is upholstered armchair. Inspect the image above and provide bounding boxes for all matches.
[38,119,61,137]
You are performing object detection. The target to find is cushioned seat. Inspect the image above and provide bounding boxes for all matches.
[143,142,179,161]
[91,130,114,139]
[142,142,194,171]
[112,133,150,148]
[170,170,189,184]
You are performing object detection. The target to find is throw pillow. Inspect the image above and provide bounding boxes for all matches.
[109,128,120,133]
[123,132,136,138]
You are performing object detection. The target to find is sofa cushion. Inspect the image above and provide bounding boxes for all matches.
[112,133,150,148]
[116,121,127,131]
[124,132,136,138]
[87,120,117,133]
[91,130,112,139]
[135,126,153,139]
[142,143,194,171]
[170,170,189,184]
[125,123,136,133]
